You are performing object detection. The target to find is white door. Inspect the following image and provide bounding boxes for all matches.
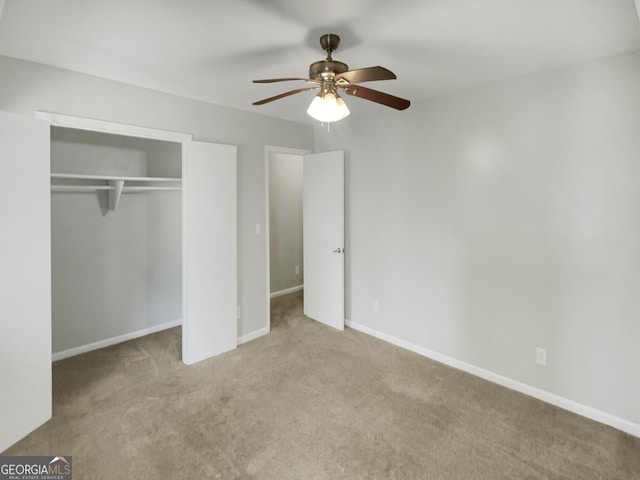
[0,111,52,452]
[303,151,345,330]
[182,141,237,365]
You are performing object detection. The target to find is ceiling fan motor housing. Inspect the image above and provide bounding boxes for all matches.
[309,59,349,80]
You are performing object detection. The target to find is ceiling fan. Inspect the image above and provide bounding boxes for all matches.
[252,33,410,123]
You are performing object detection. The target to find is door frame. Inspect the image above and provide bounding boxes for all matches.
[264,145,310,331]
[35,112,192,143]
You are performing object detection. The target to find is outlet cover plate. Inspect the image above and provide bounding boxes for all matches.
[536,347,547,366]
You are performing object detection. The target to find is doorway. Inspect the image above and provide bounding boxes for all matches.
[265,147,346,332]
[265,146,310,331]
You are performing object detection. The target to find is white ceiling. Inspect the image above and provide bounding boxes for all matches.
[1,0,639,124]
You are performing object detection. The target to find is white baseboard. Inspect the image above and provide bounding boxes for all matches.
[52,319,183,362]
[237,326,270,345]
[53,320,272,361]
[270,285,303,298]
[345,319,640,438]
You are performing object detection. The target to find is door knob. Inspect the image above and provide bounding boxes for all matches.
[333,248,343,253]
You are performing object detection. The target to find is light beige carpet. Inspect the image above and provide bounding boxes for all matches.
[3,291,639,478]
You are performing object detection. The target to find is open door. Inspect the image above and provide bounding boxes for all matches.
[182,141,237,365]
[303,151,345,330]
[0,111,52,452]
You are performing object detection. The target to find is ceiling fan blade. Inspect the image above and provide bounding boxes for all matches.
[335,66,396,84]
[252,87,318,105]
[342,85,410,110]
[253,77,310,83]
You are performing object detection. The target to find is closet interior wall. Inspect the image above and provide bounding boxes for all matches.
[50,127,182,356]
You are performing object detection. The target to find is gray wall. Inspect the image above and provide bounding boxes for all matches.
[315,50,640,426]
[50,127,182,353]
[0,54,314,339]
[269,152,303,294]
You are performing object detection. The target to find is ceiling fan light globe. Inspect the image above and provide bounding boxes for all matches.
[307,92,350,123]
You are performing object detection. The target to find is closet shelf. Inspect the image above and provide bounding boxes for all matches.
[50,172,182,212]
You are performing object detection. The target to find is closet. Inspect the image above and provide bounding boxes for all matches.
[50,126,183,359]
[1,110,238,452]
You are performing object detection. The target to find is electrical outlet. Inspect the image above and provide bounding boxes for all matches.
[373,300,379,313]
[295,266,300,276]
[255,223,261,235]
[237,306,241,320]
[536,347,547,367]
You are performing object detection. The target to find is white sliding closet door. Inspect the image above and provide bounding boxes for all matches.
[182,141,237,365]
[0,111,52,452]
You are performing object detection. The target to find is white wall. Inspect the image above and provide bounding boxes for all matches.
[269,152,303,294]
[0,54,314,339]
[316,50,640,429]
[50,127,182,353]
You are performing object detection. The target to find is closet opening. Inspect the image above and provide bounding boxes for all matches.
[50,126,183,362]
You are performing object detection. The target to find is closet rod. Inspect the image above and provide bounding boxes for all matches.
[51,185,112,192]
[51,186,182,193]
[51,173,182,183]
